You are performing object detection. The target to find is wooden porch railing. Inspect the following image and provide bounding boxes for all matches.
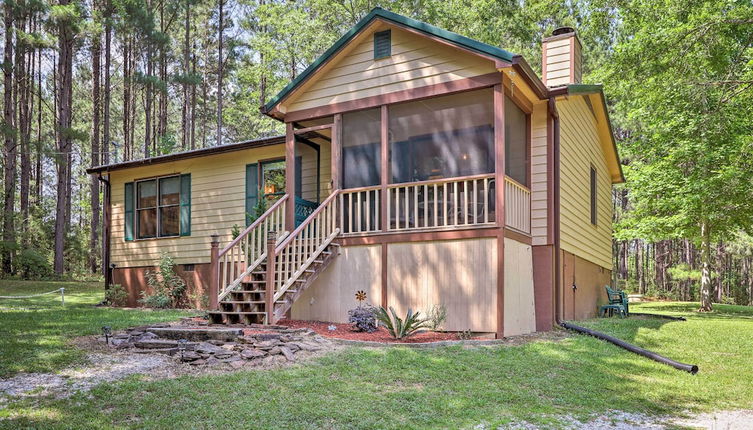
[213,195,288,303]
[504,176,531,234]
[267,190,340,322]
[386,174,496,231]
[339,186,380,234]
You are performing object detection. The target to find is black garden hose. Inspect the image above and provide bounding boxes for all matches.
[629,312,686,321]
[559,321,699,374]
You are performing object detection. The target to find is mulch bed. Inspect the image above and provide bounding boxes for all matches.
[277,319,477,343]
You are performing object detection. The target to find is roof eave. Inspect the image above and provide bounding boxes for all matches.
[552,84,625,184]
[86,136,286,175]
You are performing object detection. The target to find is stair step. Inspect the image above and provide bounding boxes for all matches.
[231,290,264,294]
[209,311,266,315]
[221,300,284,305]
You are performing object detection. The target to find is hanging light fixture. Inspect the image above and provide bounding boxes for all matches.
[177,339,188,361]
[102,326,112,345]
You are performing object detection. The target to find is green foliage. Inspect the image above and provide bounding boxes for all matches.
[425,304,447,331]
[140,253,187,308]
[15,248,53,280]
[374,306,428,339]
[105,284,128,306]
[667,264,702,283]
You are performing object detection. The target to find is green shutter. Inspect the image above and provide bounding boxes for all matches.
[180,174,191,236]
[295,156,303,197]
[124,182,134,241]
[245,163,258,226]
[374,30,391,59]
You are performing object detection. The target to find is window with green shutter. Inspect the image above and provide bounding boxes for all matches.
[245,163,259,226]
[124,182,135,241]
[180,174,191,235]
[124,174,191,240]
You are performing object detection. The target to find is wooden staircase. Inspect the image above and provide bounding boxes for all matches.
[207,191,341,326]
[207,243,338,324]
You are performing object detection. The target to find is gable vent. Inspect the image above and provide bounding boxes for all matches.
[374,30,391,59]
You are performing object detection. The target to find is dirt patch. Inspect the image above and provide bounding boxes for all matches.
[504,409,753,429]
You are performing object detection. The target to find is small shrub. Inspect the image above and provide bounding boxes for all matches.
[140,253,187,308]
[16,248,53,280]
[105,284,128,306]
[457,329,473,340]
[188,291,210,309]
[425,304,447,331]
[348,304,377,332]
[374,306,428,339]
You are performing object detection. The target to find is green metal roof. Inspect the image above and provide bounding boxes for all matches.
[262,7,516,114]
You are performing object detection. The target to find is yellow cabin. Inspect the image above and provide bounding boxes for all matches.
[88,8,623,338]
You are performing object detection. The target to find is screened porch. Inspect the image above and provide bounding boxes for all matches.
[333,88,530,235]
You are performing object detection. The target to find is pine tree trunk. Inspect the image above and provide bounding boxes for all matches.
[90,22,102,274]
[19,14,32,242]
[699,221,713,311]
[2,2,16,273]
[54,1,75,275]
[123,36,131,161]
[103,0,111,165]
[216,0,223,146]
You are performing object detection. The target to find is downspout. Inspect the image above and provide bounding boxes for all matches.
[97,173,112,290]
[548,97,562,325]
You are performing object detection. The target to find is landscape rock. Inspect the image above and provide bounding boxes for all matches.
[279,346,295,361]
[241,349,267,360]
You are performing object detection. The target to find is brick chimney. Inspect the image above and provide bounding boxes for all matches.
[541,27,582,87]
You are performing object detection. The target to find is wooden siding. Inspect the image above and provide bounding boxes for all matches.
[110,145,285,267]
[298,138,332,202]
[285,25,497,113]
[290,245,382,322]
[558,96,613,269]
[530,102,548,245]
[503,238,536,336]
[543,36,581,87]
[387,238,497,332]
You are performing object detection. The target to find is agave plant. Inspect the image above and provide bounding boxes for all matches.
[374,306,429,339]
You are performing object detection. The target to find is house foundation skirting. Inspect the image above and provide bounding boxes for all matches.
[112,263,211,308]
[559,249,612,320]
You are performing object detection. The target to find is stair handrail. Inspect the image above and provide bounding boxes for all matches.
[215,194,288,302]
[270,190,341,305]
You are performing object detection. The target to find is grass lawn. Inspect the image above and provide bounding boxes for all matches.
[2,282,753,429]
[0,280,195,377]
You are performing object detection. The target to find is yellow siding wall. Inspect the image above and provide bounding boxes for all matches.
[558,96,613,269]
[503,238,536,336]
[286,25,497,112]
[110,145,285,267]
[291,245,381,322]
[298,139,332,202]
[530,102,549,245]
[387,238,497,332]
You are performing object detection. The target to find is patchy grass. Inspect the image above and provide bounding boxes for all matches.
[0,280,194,377]
[1,288,752,428]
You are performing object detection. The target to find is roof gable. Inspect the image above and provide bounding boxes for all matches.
[262,7,515,117]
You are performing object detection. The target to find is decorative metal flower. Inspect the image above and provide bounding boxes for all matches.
[355,290,367,305]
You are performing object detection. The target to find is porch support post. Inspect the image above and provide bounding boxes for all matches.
[285,122,296,230]
[209,234,220,309]
[494,79,506,339]
[380,105,388,231]
[380,105,389,308]
[331,114,342,190]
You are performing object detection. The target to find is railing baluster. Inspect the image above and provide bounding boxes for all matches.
[365,191,371,232]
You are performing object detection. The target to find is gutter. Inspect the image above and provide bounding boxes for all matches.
[96,174,112,290]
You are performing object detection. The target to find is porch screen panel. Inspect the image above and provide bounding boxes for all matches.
[389,88,494,183]
[505,97,528,186]
[342,108,381,189]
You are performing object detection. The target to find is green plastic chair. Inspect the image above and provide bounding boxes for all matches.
[600,286,629,318]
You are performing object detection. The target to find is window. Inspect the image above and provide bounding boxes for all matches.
[261,160,287,202]
[505,97,528,186]
[389,88,494,183]
[125,174,190,240]
[590,166,597,225]
[342,108,381,188]
[374,30,391,59]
